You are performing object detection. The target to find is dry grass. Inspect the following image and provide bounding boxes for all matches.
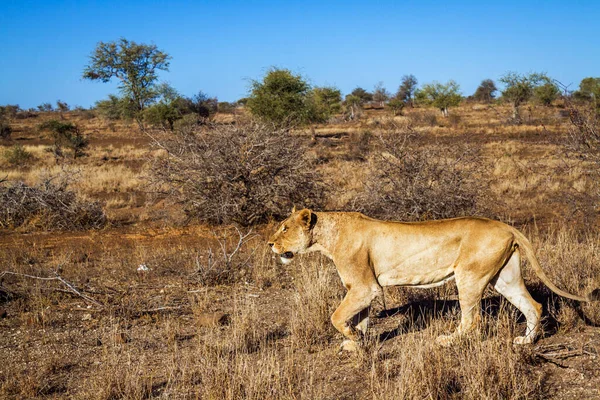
[1,223,599,399]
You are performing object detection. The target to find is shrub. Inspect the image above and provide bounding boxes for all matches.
[151,121,326,225]
[3,145,33,166]
[0,119,11,139]
[534,82,559,106]
[352,132,484,221]
[95,94,136,120]
[38,120,89,159]
[246,68,321,127]
[0,180,107,230]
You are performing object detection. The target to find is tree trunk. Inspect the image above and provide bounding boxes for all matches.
[512,103,521,124]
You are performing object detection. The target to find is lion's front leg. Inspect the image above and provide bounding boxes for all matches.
[331,287,377,352]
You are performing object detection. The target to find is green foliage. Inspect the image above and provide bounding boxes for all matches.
[534,82,559,106]
[500,72,549,122]
[344,94,363,120]
[37,103,53,112]
[143,83,184,130]
[0,105,20,119]
[3,145,33,166]
[217,101,237,114]
[246,68,318,126]
[95,94,136,120]
[56,100,69,113]
[575,77,600,109]
[311,86,342,122]
[350,87,373,103]
[386,98,405,115]
[415,80,462,116]
[144,102,182,130]
[83,38,171,122]
[38,120,89,159]
[472,79,497,103]
[396,75,418,106]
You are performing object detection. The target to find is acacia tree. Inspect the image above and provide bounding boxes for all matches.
[350,87,373,103]
[83,38,171,126]
[499,72,548,123]
[396,74,418,106]
[415,80,462,117]
[473,79,497,103]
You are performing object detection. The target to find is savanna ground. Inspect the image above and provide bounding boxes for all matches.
[0,104,600,399]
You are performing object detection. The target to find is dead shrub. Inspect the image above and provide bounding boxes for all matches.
[344,130,373,161]
[0,179,107,230]
[352,132,486,221]
[193,227,256,286]
[151,121,326,226]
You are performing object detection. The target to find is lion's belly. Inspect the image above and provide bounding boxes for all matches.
[372,237,460,288]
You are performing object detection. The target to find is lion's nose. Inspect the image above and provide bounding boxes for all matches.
[268,242,274,248]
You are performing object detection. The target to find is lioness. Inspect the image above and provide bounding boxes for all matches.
[268,209,599,351]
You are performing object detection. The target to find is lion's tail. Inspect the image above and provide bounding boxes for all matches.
[511,227,599,302]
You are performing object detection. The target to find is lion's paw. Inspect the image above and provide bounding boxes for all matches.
[513,335,534,345]
[339,339,360,353]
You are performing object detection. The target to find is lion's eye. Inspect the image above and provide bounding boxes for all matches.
[282,226,288,233]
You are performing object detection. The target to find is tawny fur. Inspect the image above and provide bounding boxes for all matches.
[268,209,597,350]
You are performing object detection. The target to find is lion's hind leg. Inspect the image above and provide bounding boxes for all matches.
[491,249,542,345]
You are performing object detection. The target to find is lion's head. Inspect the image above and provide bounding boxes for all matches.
[268,208,315,264]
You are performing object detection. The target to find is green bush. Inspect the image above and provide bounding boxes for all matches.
[3,145,33,166]
[246,68,321,127]
[38,120,89,159]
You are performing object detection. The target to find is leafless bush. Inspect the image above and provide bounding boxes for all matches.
[150,121,326,226]
[557,88,600,225]
[343,130,373,161]
[352,132,486,221]
[563,98,600,164]
[193,227,256,285]
[0,179,107,230]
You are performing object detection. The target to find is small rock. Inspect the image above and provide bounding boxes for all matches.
[82,313,92,321]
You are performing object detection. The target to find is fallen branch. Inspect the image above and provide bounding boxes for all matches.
[0,270,103,307]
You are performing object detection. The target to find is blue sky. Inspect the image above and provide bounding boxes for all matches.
[1,0,599,109]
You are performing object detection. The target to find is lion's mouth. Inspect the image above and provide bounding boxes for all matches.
[281,252,294,260]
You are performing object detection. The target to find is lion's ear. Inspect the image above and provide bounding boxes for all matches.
[297,209,312,227]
